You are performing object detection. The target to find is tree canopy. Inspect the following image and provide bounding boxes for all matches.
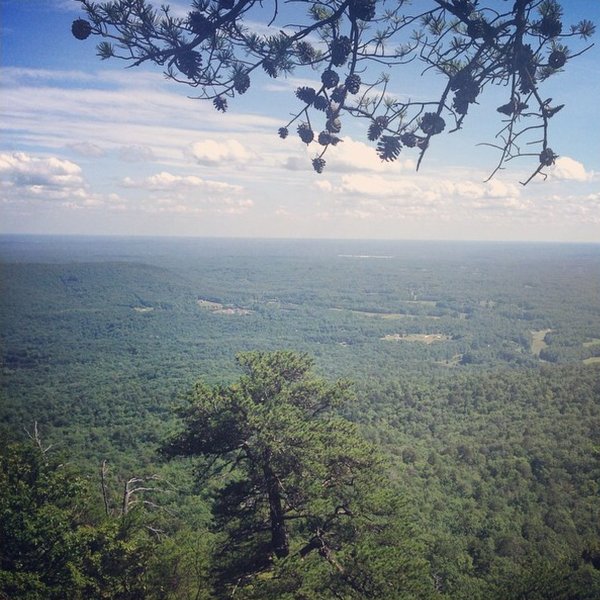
[163,350,433,598]
[72,0,594,181]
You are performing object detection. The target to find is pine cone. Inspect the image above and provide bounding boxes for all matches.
[466,19,492,40]
[321,69,340,89]
[538,16,562,38]
[318,131,333,146]
[400,132,417,147]
[262,59,278,78]
[452,79,479,115]
[349,0,376,22]
[453,95,470,115]
[313,96,329,112]
[367,116,389,141]
[450,68,472,91]
[177,51,203,79]
[296,41,316,64]
[71,19,92,40]
[326,118,342,134]
[548,50,567,69]
[312,158,326,173]
[297,123,314,144]
[458,79,479,103]
[330,36,352,67]
[345,74,361,95]
[296,87,317,105]
[278,127,289,139]
[233,71,251,94]
[330,86,347,104]
[188,12,214,39]
[496,99,528,116]
[420,113,446,136]
[539,147,556,167]
[377,136,402,162]
[368,122,383,141]
[513,44,536,71]
[451,0,475,18]
[213,96,228,113]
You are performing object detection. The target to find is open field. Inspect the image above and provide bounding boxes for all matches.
[382,333,451,343]
[531,328,552,356]
[583,357,600,365]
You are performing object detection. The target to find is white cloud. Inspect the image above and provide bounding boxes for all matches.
[52,0,81,12]
[121,171,253,215]
[337,173,422,198]
[0,151,106,208]
[1,63,598,240]
[123,171,243,194]
[189,139,252,166]
[313,180,334,193]
[285,137,416,174]
[548,156,593,182]
[0,67,280,172]
[1,151,82,195]
[303,167,530,223]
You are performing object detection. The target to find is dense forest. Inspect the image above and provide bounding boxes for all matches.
[1,236,599,598]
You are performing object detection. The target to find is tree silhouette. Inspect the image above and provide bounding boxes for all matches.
[72,0,594,182]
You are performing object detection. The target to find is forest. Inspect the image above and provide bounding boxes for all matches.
[1,235,599,599]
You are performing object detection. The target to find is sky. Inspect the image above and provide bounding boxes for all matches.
[1,0,599,242]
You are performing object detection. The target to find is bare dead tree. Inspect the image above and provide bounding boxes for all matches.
[24,421,53,455]
[100,459,112,516]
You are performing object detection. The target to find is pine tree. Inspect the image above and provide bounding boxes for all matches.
[164,351,435,598]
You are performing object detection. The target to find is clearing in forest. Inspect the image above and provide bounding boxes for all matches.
[382,333,451,344]
[530,329,552,356]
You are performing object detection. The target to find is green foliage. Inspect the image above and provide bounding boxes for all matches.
[0,439,88,599]
[165,351,434,598]
[2,237,600,597]
[0,438,158,600]
[351,365,600,598]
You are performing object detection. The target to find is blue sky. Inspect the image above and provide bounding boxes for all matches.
[1,0,599,241]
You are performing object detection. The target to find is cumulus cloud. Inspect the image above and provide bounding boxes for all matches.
[123,171,242,193]
[548,156,593,182]
[285,137,416,174]
[189,139,252,166]
[307,168,527,222]
[0,151,110,211]
[0,152,96,204]
[336,173,422,198]
[121,171,253,214]
[327,172,519,202]
[324,138,391,173]
[0,152,81,186]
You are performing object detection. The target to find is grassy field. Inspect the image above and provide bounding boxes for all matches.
[381,333,451,343]
[583,356,600,365]
[530,328,552,356]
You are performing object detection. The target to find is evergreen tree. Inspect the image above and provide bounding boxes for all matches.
[164,351,434,598]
